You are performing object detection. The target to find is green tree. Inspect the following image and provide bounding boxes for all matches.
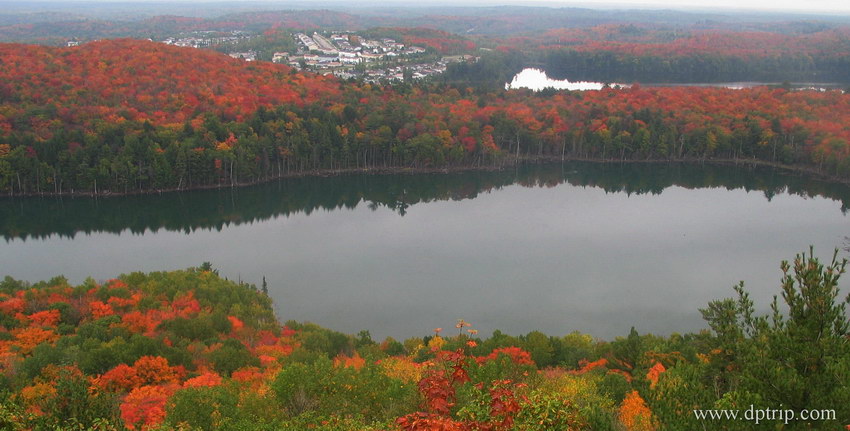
[207,338,260,376]
[523,330,555,368]
[166,385,241,431]
[699,248,850,429]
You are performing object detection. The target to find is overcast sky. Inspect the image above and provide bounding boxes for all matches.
[527,0,850,13]
[8,0,850,15]
[381,0,850,13]
[238,0,850,14]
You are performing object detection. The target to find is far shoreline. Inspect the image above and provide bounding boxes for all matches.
[2,155,848,199]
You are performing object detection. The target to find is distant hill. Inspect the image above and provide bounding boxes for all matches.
[3,5,850,43]
[2,38,850,197]
[0,38,338,127]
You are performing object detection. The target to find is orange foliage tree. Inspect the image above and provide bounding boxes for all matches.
[619,390,656,431]
[120,384,178,430]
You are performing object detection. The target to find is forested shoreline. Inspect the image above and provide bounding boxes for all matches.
[2,40,850,197]
[4,160,850,242]
[2,156,846,199]
[529,26,850,84]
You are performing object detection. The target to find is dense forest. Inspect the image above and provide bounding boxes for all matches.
[2,39,850,196]
[0,249,847,430]
[444,25,850,84]
[538,49,850,84]
[512,25,850,83]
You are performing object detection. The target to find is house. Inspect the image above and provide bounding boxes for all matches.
[338,51,361,64]
[229,52,256,61]
[359,52,383,62]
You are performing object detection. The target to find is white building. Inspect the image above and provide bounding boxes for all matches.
[338,51,361,64]
[229,52,256,61]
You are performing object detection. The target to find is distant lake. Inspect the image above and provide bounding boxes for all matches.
[506,68,623,91]
[1,162,849,340]
[507,68,846,91]
[644,82,847,91]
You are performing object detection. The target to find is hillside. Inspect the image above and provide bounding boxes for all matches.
[0,250,848,429]
[2,39,850,196]
[4,5,850,43]
[0,39,338,126]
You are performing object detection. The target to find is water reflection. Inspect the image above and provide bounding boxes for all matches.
[506,68,624,91]
[1,162,849,339]
[2,162,848,241]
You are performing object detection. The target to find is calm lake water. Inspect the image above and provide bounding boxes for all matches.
[507,68,847,92]
[2,162,849,340]
[507,68,620,91]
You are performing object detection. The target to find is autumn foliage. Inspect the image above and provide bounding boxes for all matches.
[477,346,535,366]
[0,264,603,430]
[0,39,338,127]
[536,24,850,59]
[120,384,178,430]
[0,268,288,429]
[1,260,848,430]
[2,38,850,196]
[619,390,656,431]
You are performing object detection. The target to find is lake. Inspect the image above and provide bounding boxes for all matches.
[507,67,846,92]
[506,68,620,91]
[1,162,849,340]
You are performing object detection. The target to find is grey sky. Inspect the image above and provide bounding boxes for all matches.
[17,0,850,14]
[421,0,850,13]
[274,0,849,14]
[529,0,850,13]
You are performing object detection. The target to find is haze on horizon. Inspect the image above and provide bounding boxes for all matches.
[5,0,850,14]
[530,0,850,13]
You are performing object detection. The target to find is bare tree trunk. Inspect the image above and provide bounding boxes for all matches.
[561,137,566,161]
[515,132,520,162]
